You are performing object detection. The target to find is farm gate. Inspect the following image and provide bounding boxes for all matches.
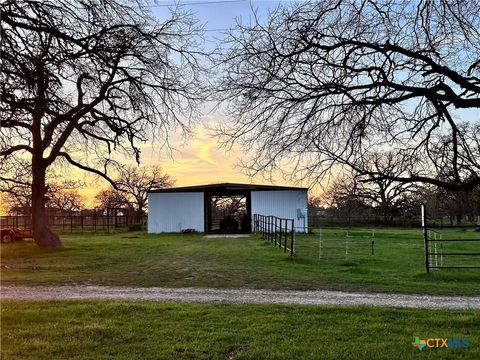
[421,205,480,272]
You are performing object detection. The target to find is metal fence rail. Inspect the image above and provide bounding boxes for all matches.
[0,213,147,235]
[253,214,295,255]
[421,205,480,272]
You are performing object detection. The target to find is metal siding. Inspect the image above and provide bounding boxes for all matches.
[148,192,204,233]
[251,190,308,232]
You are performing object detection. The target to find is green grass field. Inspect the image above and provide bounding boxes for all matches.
[1,301,478,360]
[1,228,479,295]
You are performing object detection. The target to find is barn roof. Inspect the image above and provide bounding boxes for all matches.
[148,182,308,193]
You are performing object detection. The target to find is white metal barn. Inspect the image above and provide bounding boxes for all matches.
[147,183,308,234]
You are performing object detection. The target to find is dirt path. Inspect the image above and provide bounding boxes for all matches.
[2,286,479,309]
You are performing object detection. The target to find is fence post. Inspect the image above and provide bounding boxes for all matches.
[284,218,287,252]
[269,216,272,243]
[291,219,295,256]
[274,217,278,247]
[422,204,430,273]
[262,215,264,238]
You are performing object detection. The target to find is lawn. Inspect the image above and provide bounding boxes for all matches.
[1,301,478,360]
[1,228,479,295]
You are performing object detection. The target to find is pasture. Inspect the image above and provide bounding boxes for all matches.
[1,301,479,360]
[1,228,479,295]
[2,228,479,359]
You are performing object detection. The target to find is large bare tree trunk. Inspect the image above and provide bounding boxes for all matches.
[31,157,62,248]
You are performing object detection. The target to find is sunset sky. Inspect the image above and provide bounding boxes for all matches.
[26,0,480,208]
[75,1,316,207]
[6,1,477,212]
[0,1,318,214]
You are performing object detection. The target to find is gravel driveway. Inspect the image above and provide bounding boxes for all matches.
[2,286,480,309]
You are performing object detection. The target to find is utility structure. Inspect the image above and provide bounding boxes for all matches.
[147,183,308,234]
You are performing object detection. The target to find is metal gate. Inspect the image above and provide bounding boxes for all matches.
[421,205,480,272]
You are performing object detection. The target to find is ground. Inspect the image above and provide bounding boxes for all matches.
[2,285,480,308]
[2,301,478,359]
[1,229,479,294]
[1,229,479,359]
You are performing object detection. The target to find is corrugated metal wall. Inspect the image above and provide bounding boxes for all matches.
[251,190,308,232]
[147,192,204,233]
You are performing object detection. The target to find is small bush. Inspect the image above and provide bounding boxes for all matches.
[127,223,143,231]
[181,229,197,234]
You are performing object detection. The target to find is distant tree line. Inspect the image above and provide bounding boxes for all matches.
[3,165,172,219]
[310,175,480,226]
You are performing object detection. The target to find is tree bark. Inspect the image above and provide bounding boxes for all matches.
[31,157,62,248]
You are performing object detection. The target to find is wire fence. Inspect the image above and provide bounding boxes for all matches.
[294,229,376,261]
[309,215,479,229]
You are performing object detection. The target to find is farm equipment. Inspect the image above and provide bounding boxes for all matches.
[0,228,24,243]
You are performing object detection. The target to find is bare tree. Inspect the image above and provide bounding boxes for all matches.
[211,195,246,217]
[218,0,480,192]
[429,185,480,225]
[47,189,84,215]
[1,0,206,246]
[116,165,173,216]
[322,153,420,223]
[354,153,420,222]
[321,175,367,220]
[0,158,32,215]
[95,189,130,212]
[1,157,84,215]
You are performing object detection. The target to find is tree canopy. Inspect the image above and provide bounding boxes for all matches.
[1,0,206,246]
[218,0,480,191]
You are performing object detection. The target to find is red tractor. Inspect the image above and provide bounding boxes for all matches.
[0,228,24,243]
